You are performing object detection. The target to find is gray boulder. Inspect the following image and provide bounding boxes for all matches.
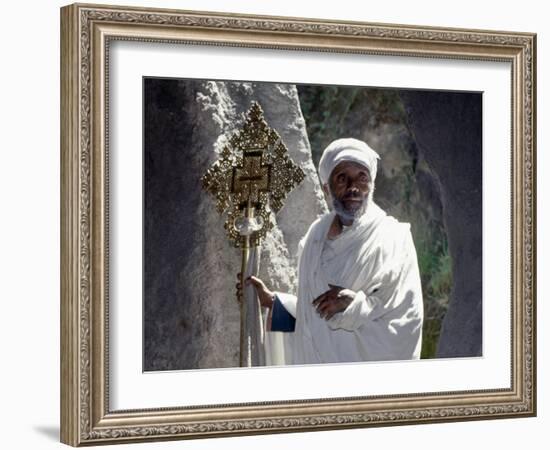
[400,90,483,357]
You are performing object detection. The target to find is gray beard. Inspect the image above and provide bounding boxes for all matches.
[329,187,371,224]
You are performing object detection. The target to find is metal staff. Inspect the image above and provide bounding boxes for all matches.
[202,102,305,367]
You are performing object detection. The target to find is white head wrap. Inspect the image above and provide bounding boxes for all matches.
[318,138,380,186]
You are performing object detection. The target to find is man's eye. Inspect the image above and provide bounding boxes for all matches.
[336,174,346,183]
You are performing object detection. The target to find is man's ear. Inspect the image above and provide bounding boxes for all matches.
[322,183,329,197]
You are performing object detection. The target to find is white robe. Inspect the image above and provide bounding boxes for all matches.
[265,202,423,364]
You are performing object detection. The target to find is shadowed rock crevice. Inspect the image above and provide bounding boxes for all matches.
[400,90,482,357]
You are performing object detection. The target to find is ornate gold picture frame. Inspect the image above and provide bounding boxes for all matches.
[60,2,536,446]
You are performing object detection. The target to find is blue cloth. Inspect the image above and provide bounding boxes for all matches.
[271,295,296,332]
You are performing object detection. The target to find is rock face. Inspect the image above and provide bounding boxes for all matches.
[143,79,326,371]
[400,90,483,357]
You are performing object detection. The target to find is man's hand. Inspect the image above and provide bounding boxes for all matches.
[312,284,356,320]
[236,273,275,309]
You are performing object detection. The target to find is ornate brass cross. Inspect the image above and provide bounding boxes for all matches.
[202,101,305,366]
[232,150,271,204]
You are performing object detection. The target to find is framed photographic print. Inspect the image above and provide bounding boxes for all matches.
[60,2,536,446]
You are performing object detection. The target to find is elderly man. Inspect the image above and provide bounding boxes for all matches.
[246,138,424,365]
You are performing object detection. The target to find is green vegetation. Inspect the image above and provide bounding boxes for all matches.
[415,231,452,359]
[297,84,405,167]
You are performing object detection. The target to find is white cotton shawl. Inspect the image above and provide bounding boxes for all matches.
[266,202,424,365]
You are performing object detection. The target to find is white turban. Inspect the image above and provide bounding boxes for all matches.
[318,138,380,186]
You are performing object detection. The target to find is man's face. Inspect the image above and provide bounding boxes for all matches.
[326,161,371,221]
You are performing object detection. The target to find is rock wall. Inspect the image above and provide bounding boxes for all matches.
[143,78,326,371]
[400,90,483,357]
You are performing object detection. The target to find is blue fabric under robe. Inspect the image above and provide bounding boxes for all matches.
[270,295,296,332]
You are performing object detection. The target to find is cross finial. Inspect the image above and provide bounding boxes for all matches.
[202,101,305,247]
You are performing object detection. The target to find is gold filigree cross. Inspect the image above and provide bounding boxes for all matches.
[202,101,305,248]
[232,150,271,205]
[201,101,305,366]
